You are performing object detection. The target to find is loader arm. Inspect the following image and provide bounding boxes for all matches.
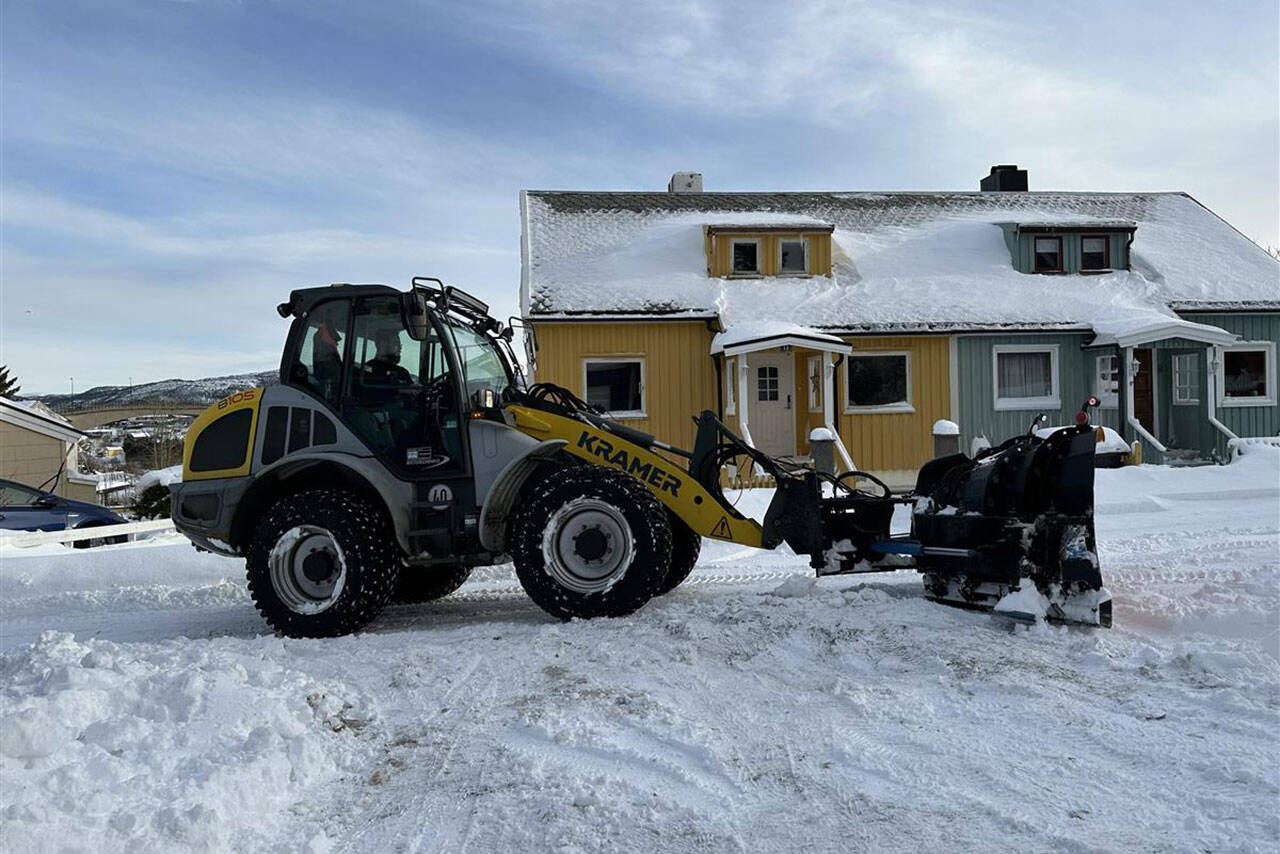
[504,403,767,547]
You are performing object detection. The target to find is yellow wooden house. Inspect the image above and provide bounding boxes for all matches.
[520,175,951,484]
[520,170,1278,480]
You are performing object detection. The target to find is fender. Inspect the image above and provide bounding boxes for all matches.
[477,438,568,552]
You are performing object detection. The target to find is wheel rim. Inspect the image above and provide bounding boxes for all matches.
[541,498,635,594]
[268,525,347,614]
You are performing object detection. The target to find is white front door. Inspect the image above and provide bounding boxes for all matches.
[750,352,795,457]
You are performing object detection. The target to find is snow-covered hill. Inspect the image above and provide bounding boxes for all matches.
[1,453,1277,852]
[32,370,276,410]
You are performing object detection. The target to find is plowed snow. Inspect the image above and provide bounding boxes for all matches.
[2,452,1277,853]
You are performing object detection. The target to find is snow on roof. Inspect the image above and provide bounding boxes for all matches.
[711,321,849,354]
[521,191,1279,335]
[0,397,85,441]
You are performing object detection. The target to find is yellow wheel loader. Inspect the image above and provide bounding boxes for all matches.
[170,279,1111,637]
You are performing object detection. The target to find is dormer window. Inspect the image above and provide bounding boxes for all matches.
[779,239,807,274]
[1033,237,1062,273]
[1081,236,1109,271]
[731,239,760,275]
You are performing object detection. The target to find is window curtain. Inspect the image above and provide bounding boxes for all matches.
[998,352,1052,398]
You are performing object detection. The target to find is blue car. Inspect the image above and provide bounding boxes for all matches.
[0,478,127,547]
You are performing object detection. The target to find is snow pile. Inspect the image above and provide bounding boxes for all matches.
[1035,425,1130,454]
[0,457,1276,851]
[137,465,183,491]
[931,419,959,436]
[0,631,377,853]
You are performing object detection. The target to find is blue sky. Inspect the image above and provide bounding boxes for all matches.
[3,0,1277,394]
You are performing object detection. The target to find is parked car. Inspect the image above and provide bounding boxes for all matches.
[0,478,127,547]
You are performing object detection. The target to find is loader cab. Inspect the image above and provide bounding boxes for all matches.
[279,283,520,482]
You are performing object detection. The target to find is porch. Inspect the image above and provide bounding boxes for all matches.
[1089,317,1262,464]
[711,323,856,473]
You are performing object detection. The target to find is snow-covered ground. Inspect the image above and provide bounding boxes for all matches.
[2,453,1277,853]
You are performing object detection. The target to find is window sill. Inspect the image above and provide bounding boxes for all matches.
[994,397,1061,411]
[844,403,915,415]
[1172,399,1201,407]
[604,411,648,419]
[1220,397,1276,408]
[726,272,763,279]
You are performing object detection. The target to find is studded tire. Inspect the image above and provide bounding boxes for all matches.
[512,465,672,621]
[656,512,701,595]
[245,489,400,638]
[393,563,473,603]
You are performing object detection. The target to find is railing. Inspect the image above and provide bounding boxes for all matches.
[3,519,176,548]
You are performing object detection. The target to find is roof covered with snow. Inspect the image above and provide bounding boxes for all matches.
[520,191,1280,335]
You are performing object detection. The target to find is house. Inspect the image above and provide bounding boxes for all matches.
[0,397,98,502]
[519,167,1280,482]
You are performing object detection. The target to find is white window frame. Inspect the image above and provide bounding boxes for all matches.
[1094,354,1120,409]
[729,238,762,277]
[1171,353,1200,406]
[1218,341,1276,408]
[992,344,1060,411]
[844,350,914,414]
[756,365,780,402]
[582,357,646,418]
[778,236,808,276]
[724,357,736,415]
[806,355,823,412]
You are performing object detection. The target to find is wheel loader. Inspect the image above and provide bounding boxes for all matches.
[169,278,1112,637]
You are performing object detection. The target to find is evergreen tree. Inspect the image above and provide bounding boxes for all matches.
[0,366,19,398]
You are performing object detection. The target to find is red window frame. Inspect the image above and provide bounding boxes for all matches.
[1033,235,1063,273]
[1081,234,1110,272]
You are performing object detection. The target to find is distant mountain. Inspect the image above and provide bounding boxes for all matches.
[34,370,278,411]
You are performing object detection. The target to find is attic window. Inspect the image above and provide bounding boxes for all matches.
[731,239,760,275]
[1033,237,1062,273]
[779,239,807,274]
[1081,236,1109,271]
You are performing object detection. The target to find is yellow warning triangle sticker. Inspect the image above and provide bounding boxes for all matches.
[710,516,733,541]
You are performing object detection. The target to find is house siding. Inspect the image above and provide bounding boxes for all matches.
[531,321,718,453]
[955,333,1124,453]
[0,421,97,502]
[1004,229,1130,273]
[1182,312,1280,448]
[835,335,951,475]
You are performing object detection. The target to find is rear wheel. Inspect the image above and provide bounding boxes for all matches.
[656,512,701,595]
[512,466,672,620]
[393,563,472,603]
[246,489,400,638]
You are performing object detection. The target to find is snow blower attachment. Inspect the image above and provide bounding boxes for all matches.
[170,279,1109,638]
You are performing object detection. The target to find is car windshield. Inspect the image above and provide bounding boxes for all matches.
[0,482,44,506]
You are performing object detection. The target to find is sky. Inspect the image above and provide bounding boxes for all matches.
[2,0,1277,395]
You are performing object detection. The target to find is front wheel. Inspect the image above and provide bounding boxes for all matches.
[512,466,672,620]
[246,489,400,638]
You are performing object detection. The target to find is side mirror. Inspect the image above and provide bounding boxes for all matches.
[471,388,497,412]
[34,494,59,508]
[400,292,430,341]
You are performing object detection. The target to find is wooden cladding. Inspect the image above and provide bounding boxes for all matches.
[705,230,833,278]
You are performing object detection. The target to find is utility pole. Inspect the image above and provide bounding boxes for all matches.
[70,377,74,395]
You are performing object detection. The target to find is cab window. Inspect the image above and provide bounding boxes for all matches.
[292,300,350,404]
[447,321,513,404]
[342,297,462,471]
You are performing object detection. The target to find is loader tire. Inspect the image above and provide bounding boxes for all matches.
[656,513,701,595]
[512,465,672,621]
[246,489,400,638]
[393,563,472,603]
